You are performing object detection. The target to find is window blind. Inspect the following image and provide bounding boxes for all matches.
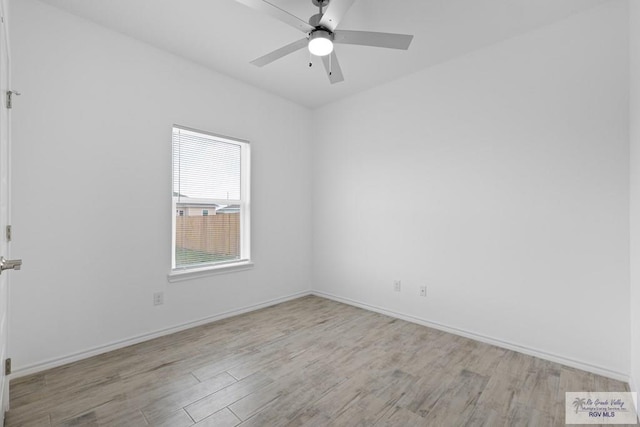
[172,127,242,202]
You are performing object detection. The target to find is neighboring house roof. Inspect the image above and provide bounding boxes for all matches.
[175,203,239,214]
[216,205,239,214]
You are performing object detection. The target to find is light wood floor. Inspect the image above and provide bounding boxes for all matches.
[6,296,631,426]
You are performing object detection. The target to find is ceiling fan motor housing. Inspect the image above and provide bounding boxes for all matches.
[308,13,322,27]
[312,0,331,8]
[309,29,333,40]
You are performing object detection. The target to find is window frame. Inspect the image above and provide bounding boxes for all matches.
[169,125,252,281]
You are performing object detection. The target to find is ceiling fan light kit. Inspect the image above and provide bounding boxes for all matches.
[236,0,413,84]
[308,30,334,56]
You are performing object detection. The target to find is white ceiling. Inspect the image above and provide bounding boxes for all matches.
[37,0,609,108]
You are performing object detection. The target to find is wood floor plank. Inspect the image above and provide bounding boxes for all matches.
[141,371,237,424]
[191,350,259,382]
[148,408,194,427]
[299,369,415,425]
[9,373,46,406]
[467,369,525,424]
[373,405,428,426]
[506,403,555,427]
[394,368,455,416]
[7,296,631,427]
[551,366,597,425]
[184,373,273,422]
[594,374,631,392]
[412,369,490,425]
[54,395,149,427]
[229,361,347,422]
[464,406,505,427]
[503,358,562,418]
[194,408,241,427]
[3,412,52,427]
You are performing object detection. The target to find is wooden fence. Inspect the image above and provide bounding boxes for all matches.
[176,213,240,256]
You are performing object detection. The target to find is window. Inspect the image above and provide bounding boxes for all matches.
[171,126,250,274]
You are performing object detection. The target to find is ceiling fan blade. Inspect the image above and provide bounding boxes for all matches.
[321,51,345,84]
[251,38,308,67]
[318,0,356,32]
[235,0,314,33]
[334,30,413,50]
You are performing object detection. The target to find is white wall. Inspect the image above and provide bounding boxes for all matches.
[312,1,630,378]
[630,0,640,397]
[10,0,312,372]
[9,0,634,383]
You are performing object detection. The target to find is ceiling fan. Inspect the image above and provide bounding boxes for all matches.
[235,0,414,84]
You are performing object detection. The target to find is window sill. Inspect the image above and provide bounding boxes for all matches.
[168,260,254,283]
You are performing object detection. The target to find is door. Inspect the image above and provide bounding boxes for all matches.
[0,0,11,422]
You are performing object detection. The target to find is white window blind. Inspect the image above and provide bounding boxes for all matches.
[172,126,250,271]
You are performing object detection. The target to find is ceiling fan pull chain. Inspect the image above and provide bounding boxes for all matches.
[309,50,313,67]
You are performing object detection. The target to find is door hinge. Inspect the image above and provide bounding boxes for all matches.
[4,358,10,375]
[6,90,20,109]
[6,225,11,242]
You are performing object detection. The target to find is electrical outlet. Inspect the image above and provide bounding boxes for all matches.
[420,286,427,297]
[153,292,164,306]
[394,280,401,292]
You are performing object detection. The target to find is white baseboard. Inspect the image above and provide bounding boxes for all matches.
[312,290,630,383]
[12,289,630,386]
[11,290,311,379]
